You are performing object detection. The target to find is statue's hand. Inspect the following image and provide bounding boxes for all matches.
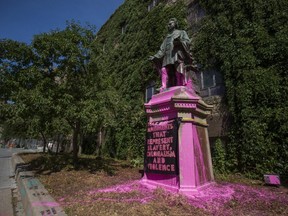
[148,56,155,61]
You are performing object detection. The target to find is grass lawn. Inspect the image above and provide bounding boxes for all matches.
[20,153,288,216]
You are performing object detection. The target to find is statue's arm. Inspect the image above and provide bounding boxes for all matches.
[182,31,191,42]
[180,31,191,47]
[179,31,193,59]
[149,39,165,61]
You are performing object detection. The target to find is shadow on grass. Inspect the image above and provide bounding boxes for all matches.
[19,152,126,176]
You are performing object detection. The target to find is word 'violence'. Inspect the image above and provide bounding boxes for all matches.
[147,164,175,172]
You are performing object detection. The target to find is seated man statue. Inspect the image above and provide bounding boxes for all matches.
[149,18,196,92]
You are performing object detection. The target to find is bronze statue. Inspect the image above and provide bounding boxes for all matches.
[149,18,196,92]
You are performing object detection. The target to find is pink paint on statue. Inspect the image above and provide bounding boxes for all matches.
[146,86,199,107]
[178,121,196,192]
[142,173,179,192]
[160,67,168,91]
[144,86,213,195]
[143,117,182,191]
[192,126,208,186]
[185,75,193,90]
[176,72,184,86]
[159,67,192,92]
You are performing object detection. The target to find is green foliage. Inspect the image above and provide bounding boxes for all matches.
[32,22,99,160]
[130,157,144,168]
[0,40,44,139]
[1,22,99,161]
[213,139,227,174]
[194,0,288,177]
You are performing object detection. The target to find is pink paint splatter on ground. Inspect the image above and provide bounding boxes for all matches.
[59,181,154,206]
[187,183,235,210]
[58,180,288,215]
[88,181,139,194]
[186,182,288,215]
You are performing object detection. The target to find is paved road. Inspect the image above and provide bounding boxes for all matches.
[0,148,35,216]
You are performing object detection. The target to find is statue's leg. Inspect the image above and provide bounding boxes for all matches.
[176,63,184,86]
[184,71,193,90]
[176,72,184,86]
[185,70,199,94]
[166,65,176,87]
[160,67,168,91]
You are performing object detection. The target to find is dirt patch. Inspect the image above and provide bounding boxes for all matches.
[20,153,288,216]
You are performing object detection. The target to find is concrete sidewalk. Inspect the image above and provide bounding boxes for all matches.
[0,189,14,216]
[12,154,67,216]
[0,148,66,216]
[0,152,16,216]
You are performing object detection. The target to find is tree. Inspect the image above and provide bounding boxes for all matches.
[0,39,35,143]
[1,22,98,163]
[32,21,98,163]
[0,38,72,152]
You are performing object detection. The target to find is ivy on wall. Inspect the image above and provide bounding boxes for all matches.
[193,0,288,177]
[91,0,187,159]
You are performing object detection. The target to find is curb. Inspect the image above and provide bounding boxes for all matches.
[12,153,67,216]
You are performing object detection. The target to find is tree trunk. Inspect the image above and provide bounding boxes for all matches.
[96,126,106,157]
[78,132,83,156]
[40,132,47,153]
[72,121,81,166]
[56,134,61,155]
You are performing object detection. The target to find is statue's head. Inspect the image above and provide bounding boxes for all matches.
[168,18,178,32]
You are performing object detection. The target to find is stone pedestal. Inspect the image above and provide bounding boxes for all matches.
[141,86,214,196]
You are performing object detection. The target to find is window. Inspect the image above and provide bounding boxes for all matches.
[148,0,159,11]
[120,22,127,34]
[188,1,206,34]
[145,81,156,103]
[198,70,225,97]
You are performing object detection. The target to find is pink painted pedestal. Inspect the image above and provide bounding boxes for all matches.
[141,86,214,196]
